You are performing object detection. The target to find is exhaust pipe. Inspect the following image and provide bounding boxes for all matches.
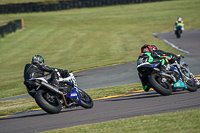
[160,72,176,83]
[40,81,70,108]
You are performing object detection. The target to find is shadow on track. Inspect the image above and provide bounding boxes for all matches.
[0,108,84,120]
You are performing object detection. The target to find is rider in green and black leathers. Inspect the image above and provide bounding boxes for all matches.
[151,45,179,68]
[137,44,179,92]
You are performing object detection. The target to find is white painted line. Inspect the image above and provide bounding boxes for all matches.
[153,33,190,54]
[163,39,190,54]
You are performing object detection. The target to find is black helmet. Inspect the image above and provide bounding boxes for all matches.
[32,55,44,64]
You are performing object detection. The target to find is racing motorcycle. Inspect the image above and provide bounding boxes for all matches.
[174,25,183,38]
[137,55,197,96]
[24,71,93,114]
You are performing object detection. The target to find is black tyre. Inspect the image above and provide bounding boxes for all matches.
[177,30,181,38]
[149,73,172,96]
[34,89,62,114]
[78,89,93,109]
[176,30,181,38]
[186,79,197,92]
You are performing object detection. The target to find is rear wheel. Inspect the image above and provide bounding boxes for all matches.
[176,30,181,38]
[35,89,62,114]
[78,89,93,109]
[149,73,172,96]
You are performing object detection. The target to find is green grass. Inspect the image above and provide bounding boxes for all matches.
[41,108,200,133]
[0,97,39,115]
[0,0,200,99]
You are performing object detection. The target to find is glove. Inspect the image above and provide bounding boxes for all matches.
[168,56,176,64]
[63,70,70,78]
[174,26,176,30]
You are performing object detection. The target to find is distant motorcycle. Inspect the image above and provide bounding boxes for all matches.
[137,56,197,96]
[174,25,183,38]
[24,71,93,114]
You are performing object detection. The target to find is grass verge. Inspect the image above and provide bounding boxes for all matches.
[0,83,142,115]
[41,108,200,133]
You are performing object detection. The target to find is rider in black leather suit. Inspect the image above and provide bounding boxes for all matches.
[24,55,69,90]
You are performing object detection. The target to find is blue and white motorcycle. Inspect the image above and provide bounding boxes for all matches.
[24,71,93,114]
[137,56,197,96]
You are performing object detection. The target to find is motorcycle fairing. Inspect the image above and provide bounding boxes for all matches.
[176,25,183,30]
[68,87,81,104]
[173,80,188,89]
[170,66,176,71]
[137,62,158,74]
[68,91,78,98]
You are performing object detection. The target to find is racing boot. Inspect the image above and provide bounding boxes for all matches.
[143,85,150,92]
[50,71,66,91]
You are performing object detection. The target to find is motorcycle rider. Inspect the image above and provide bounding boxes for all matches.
[151,45,179,64]
[137,44,178,92]
[139,44,178,70]
[24,55,70,91]
[174,17,184,32]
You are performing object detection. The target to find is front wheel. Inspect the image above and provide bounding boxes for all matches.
[149,73,172,96]
[186,79,197,92]
[35,89,62,114]
[78,89,93,109]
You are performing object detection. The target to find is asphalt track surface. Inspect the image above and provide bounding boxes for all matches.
[0,29,200,133]
[1,90,200,133]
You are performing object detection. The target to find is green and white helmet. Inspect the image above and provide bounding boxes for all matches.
[32,55,44,64]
